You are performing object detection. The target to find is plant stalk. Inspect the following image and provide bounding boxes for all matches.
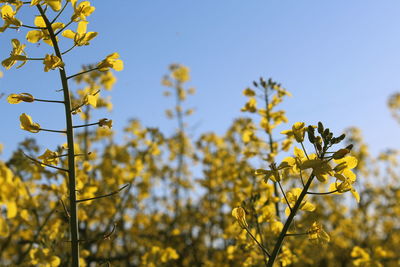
[37,5,80,266]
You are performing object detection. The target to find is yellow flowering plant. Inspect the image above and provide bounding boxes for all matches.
[2,1,123,265]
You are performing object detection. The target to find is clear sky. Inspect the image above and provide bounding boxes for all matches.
[1,0,400,160]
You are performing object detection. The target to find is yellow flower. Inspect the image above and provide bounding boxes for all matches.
[284,188,315,216]
[1,39,27,69]
[43,54,64,72]
[171,65,190,83]
[31,0,62,12]
[307,222,330,243]
[99,118,112,129]
[7,93,34,104]
[300,158,333,182]
[231,207,248,228]
[26,16,64,46]
[83,92,98,107]
[38,149,59,165]
[97,53,123,71]
[62,20,97,46]
[240,97,257,113]
[20,113,41,133]
[243,88,256,96]
[255,158,294,182]
[70,0,95,22]
[329,156,360,202]
[29,247,61,266]
[0,4,21,32]
[281,122,307,143]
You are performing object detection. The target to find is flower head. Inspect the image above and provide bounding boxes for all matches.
[38,149,59,165]
[20,113,40,133]
[97,53,123,72]
[99,118,112,129]
[31,0,62,12]
[231,207,248,228]
[1,39,27,69]
[0,4,22,32]
[7,93,34,104]
[62,20,97,46]
[26,16,64,46]
[307,222,330,243]
[43,54,64,72]
[71,0,95,22]
[281,122,307,143]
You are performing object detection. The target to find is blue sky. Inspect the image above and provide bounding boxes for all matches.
[1,0,400,160]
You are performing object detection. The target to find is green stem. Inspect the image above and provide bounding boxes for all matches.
[267,174,315,266]
[37,5,80,266]
[263,84,281,219]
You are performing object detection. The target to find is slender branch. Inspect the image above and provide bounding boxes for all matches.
[299,169,305,187]
[77,184,130,203]
[35,98,64,104]
[22,151,68,172]
[26,57,45,61]
[67,67,99,80]
[40,128,67,133]
[307,190,338,195]
[300,142,310,160]
[51,0,69,23]
[244,226,271,257]
[60,199,71,218]
[277,181,292,212]
[73,122,99,129]
[21,24,46,30]
[55,20,73,36]
[62,44,77,55]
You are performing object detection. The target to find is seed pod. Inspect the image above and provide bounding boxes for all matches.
[345,144,354,151]
[260,77,267,88]
[338,133,346,141]
[333,148,350,159]
[253,81,258,87]
[318,122,324,134]
[307,125,315,143]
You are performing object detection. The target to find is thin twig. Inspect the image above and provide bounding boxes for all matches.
[35,98,64,104]
[40,128,67,134]
[51,0,68,23]
[62,44,77,55]
[244,226,271,257]
[22,151,68,172]
[277,181,292,212]
[307,190,338,195]
[76,184,130,203]
[67,67,99,80]
[55,20,73,36]
[73,122,99,129]
[22,24,46,29]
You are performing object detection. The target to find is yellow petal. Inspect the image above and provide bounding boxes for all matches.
[26,30,43,43]
[77,20,87,34]
[6,201,17,219]
[34,15,46,27]
[62,29,76,39]
[112,59,124,71]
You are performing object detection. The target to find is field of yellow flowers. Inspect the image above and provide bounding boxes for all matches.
[1,1,400,266]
